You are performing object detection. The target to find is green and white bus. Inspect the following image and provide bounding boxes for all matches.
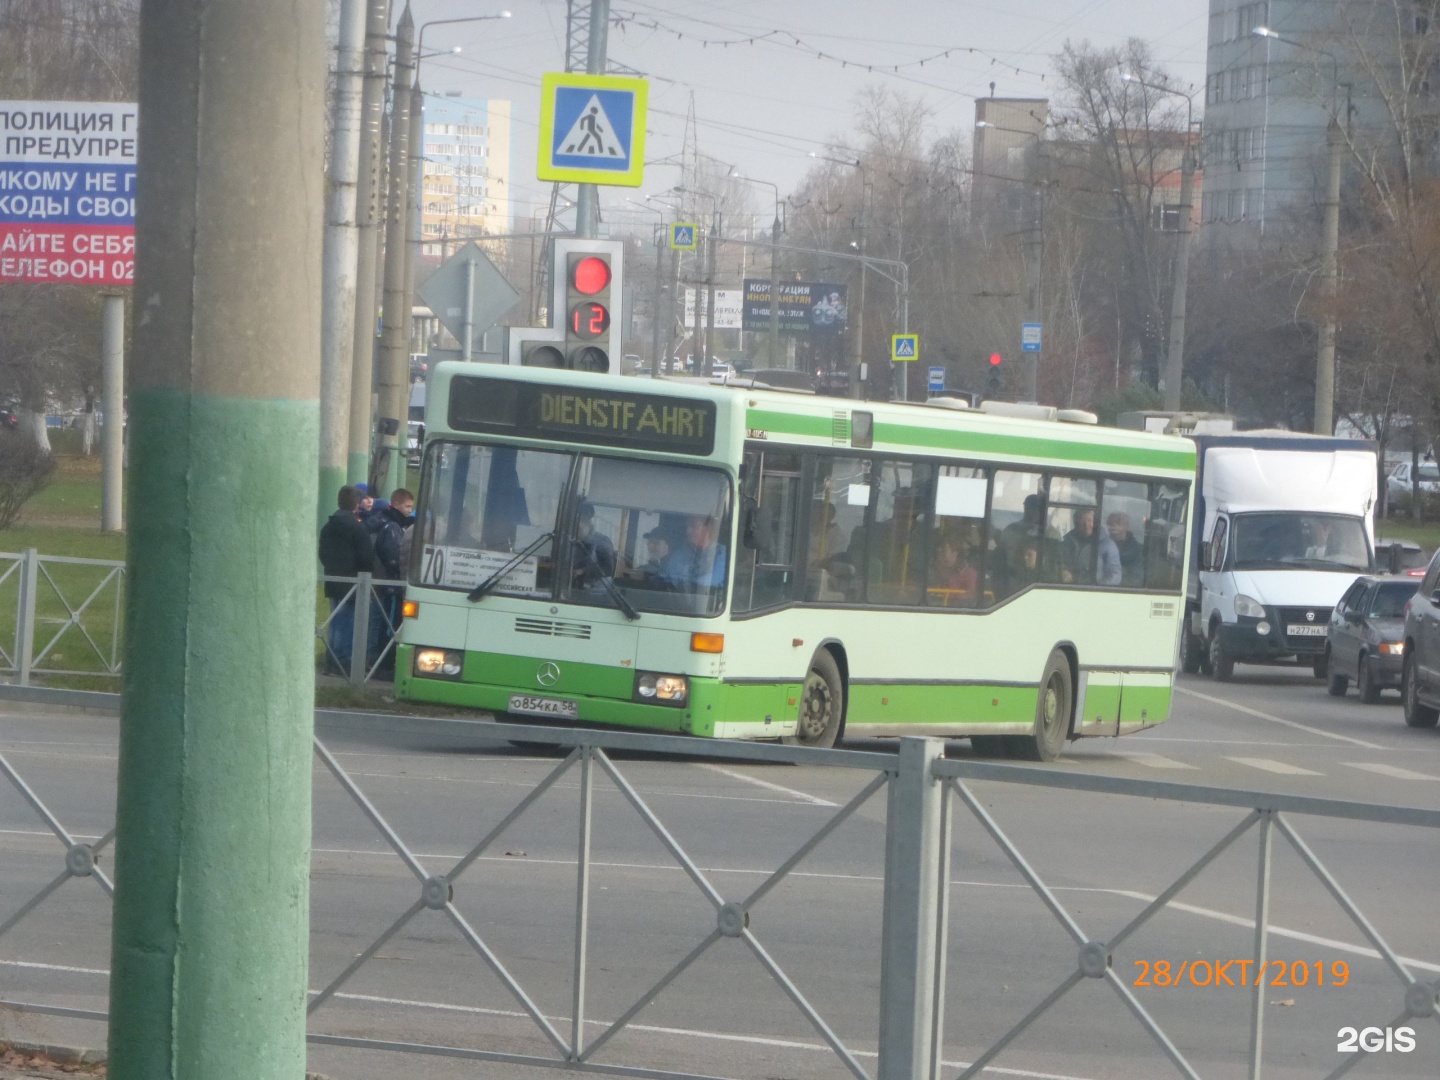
[396,364,1195,759]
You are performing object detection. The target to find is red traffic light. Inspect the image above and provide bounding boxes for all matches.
[568,301,610,339]
[989,353,1003,366]
[571,255,611,295]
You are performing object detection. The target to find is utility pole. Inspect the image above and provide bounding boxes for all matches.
[320,0,367,517]
[768,214,781,369]
[691,232,703,370]
[650,229,665,377]
[1163,139,1196,411]
[574,0,609,239]
[668,228,682,367]
[1023,175,1044,402]
[705,210,718,366]
[348,0,391,484]
[1315,115,1342,435]
[110,2,323,1078]
[375,5,414,495]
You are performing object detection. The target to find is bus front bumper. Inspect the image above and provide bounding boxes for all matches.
[394,644,799,740]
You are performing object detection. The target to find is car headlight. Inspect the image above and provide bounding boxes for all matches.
[1234,594,1266,619]
[635,671,688,705]
[415,648,463,678]
[1379,641,1405,655]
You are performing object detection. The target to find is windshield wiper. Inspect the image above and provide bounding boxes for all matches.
[573,538,640,621]
[467,531,554,603]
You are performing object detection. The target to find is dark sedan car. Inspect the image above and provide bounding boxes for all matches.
[1326,575,1418,703]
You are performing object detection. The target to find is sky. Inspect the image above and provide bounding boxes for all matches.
[406,0,1211,229]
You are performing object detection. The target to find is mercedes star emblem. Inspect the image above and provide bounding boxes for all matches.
[537,661,561,687]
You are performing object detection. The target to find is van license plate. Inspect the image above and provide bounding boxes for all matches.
[509,694,578,719]
[1286,624,1327,637]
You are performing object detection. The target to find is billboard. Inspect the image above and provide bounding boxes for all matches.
[0,101,137,286]
[742,280,847,336]
[683,287,744,330]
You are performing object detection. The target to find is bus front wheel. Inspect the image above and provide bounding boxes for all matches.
[1011,650,1072,762]
[786,650,844,749]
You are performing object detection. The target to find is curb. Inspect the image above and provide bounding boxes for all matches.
[0,1043,334,1079]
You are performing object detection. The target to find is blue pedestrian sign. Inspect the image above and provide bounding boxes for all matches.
[928,366,945,393]
[891,333,919,362]
[1021,322,1042,352]
[537,73,648,187]
[670,223,698,250]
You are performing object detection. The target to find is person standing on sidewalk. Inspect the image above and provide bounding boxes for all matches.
[319,485,381,673]
[369,487,415,673]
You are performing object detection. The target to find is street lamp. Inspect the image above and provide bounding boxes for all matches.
[1121,73,1199,412]
[730,171,786,372]
[1252,26,1347,435]
[975,121,1047,402]
[810,152,873,398]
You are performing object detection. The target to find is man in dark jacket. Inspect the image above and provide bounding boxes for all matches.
[367,488,415,673]
[319,485,381,673]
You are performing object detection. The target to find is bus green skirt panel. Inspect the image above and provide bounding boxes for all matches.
[395,364,1195,747]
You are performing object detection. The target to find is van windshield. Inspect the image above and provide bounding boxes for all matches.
[1230,512,1370,572]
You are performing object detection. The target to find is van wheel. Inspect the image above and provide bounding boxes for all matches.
[1208,628,1235,682]
[785,650,844,749]
[1403,656,1438,728]
[1179,625,1204,675]
[1011,650,1072,762]
[1311,654,1328,679]
[970,735,1009,757]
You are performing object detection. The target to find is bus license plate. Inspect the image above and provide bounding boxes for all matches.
[1286,624,1327,637]
[509,694,578,719]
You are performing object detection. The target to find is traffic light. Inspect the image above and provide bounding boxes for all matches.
[505,238,626,370]
[984,353,1004,399]
[564,249,615,372]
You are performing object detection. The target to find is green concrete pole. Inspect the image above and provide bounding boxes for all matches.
[108,2,324,1079]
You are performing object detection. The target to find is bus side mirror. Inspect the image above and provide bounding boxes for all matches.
[1200,540,1211,568]
[741,503,760,549]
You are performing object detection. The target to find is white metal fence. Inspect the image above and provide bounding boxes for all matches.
[0,697,1436,1080]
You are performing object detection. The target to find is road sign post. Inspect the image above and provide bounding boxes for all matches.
[537,72,648,188]
[927,366,945,394]
[1022,323,1042,351]
[891,334,919,362]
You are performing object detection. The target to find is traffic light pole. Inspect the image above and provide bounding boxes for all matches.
[574,0,609,240]
[650,230,665,377]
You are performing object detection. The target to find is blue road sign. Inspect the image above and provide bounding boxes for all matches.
[1022,322,1042,352]
[670,223,697,250]
[537,73,648,186]
[928,366,945,392]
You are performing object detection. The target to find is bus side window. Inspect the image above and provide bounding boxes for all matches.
[805,454,869,603]
[735,450,802,612]
[865,460,934,606]
[988,470,1047,604]
[1145,482,1189,589]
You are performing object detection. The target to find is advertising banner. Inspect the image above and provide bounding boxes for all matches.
[683,287,744,330]
[742,280,847,336]
[0,101,137,286]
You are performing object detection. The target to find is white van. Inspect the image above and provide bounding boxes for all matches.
[1182,432,1378,680]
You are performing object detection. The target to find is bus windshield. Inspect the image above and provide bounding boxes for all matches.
[1230,512,1370,572]
[413,441,733,616]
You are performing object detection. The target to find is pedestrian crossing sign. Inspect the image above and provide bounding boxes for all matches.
[670,223,698,250]
[891,333,919,362]
[538,72,648,187]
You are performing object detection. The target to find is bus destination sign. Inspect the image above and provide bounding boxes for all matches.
[449,376,717,456]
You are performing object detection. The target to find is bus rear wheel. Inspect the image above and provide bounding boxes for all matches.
[1011,650,1072,762]
[785,650,844,749]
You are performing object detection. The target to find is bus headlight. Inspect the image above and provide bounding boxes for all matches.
[415,648,463,678]
[636,672,688,704]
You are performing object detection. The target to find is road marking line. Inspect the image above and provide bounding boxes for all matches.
[335,770,822,807]
[1176,686,1384,749]
[1225,757,1325,776]
[695,763,838,806]
[1343,762,1440,781]
[1111,751,1198,770]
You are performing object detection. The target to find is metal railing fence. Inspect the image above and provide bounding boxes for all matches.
[0,697,1437,1080]
[1,550,398,689]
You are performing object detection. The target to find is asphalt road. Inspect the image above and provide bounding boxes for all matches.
[0,661,1437,1080]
